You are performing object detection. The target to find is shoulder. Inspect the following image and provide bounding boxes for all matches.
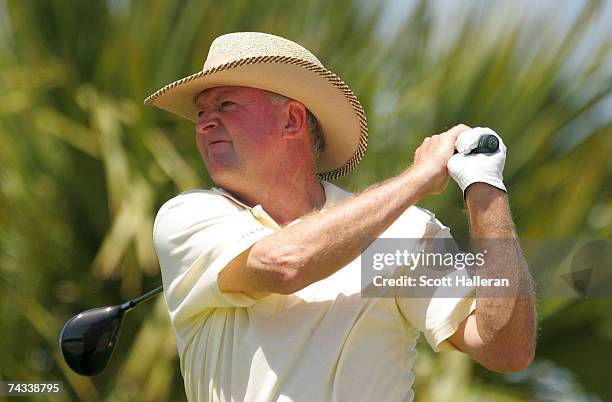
[320,181,354,207]
[402,205,439,226]
[407,205,450,236]
[156,188,241,215]
[383,205,450,238]
[322,181,450,237]
[153,188,245,237]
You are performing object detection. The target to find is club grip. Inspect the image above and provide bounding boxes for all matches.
[468,134,499,154]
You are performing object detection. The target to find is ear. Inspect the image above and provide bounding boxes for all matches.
[281,101,307,138]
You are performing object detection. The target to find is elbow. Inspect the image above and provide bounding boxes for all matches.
[270,256,306,295]
[276,269,306,295]
[249,241,311,294]
[484,344,535,373]
[504,329,537,372]
[512,344,536,371]
[499,351,534,373]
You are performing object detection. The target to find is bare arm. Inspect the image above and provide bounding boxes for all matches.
[218,126,468,294]
[448,183,536,371]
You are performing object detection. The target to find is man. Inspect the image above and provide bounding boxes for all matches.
[146,32,536,402]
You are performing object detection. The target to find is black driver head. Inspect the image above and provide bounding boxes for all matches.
[59,305,125,376]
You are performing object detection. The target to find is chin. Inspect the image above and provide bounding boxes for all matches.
[205,158,235,180]
[208,168,240,189]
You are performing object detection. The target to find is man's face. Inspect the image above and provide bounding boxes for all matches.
[195,86,286,187]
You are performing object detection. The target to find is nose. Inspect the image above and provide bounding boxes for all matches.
[196,112,220,134]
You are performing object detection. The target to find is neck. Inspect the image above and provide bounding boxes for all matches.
[218,152,326,225]
[226,175,325,226]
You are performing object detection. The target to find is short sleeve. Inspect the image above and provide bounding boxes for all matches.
[394,211,476,352]
[153,190,275,328]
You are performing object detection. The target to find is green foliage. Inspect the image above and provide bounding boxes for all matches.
[0,0,610,401]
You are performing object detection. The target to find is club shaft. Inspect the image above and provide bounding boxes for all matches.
[120,285,164,312]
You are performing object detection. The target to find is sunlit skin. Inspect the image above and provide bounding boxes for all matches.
[195,86,325,225]
[195,87,282,184]
[200,93,535,372]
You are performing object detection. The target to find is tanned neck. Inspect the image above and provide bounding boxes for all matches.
[222,165,325,226]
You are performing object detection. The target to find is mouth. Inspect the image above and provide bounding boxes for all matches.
[209,140,231,146]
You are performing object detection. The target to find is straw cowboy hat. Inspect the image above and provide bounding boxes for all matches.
[144,32,367,181]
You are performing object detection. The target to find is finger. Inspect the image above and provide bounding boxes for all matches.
[445,124,472,142]
[447,153,462,172]
[455,129,482,154]
[419,136,432,151]
[430,131,457,154]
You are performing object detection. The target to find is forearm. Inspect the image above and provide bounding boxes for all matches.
[465,183,536,352]
[223,124,468,295]
[250,168,430,292]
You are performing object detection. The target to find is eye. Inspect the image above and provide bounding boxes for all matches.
[220,101,235,110]
[197,110,204,117]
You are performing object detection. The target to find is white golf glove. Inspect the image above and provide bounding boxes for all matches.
[447,127,507,196]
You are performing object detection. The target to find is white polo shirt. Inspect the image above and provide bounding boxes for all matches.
[153,181,475,402]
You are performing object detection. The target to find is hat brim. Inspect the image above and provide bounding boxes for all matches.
[144,57,367,180]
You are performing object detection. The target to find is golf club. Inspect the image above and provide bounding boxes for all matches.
[469,134,499,154]
[58,134,497,377]
[59,285,163,376]
[457,133,500,154]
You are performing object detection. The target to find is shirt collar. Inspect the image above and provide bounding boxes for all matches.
[211,181,353,228]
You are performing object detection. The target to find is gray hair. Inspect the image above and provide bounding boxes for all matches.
[267,92,325,159]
